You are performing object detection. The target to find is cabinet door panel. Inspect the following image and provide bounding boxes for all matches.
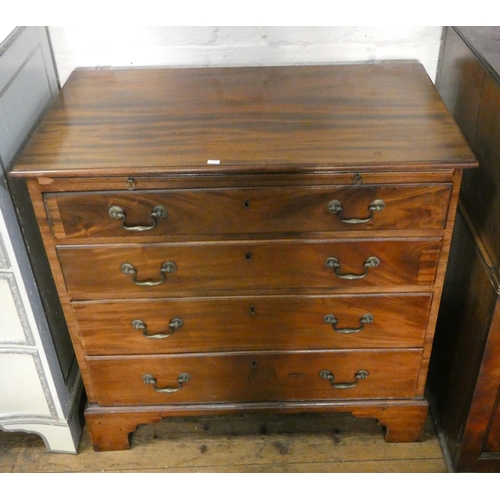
[461,75,500,268]
[0,353,51,416]
[436,27,484,148]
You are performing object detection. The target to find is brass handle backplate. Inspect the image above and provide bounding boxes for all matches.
[324,256,380,280]
[327,199,385,224]
[319,369,369,389]
[109,205,167,232]
[142,373,190,393]
[132,317,184,339]
[120,261,176,286]
[323,313,374,334]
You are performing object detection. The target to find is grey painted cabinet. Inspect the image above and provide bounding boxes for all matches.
[0,27,83,453]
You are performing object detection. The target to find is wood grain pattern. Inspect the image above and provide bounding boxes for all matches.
[35,170,457,191]
[429,208,500,471]
[11,64,476,178]
[429,27,500,472]
[484,383,500,453]
[85,350,422,406]
[448,213,500,466]
[435,27,484,148]
[83,400,431,451]
[57,239,442,299]
[462,75,500,268]
[11,64,476,452]
[1,412,446,472]
[72,293,432,355]
[44,183,452,239]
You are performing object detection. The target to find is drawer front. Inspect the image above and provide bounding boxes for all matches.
[58,239,442,299]
[74,294,432,355]
[86,350,422,406]
[44,184,452,239]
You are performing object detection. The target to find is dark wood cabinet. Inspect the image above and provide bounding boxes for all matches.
[428,26,500,472]
[11,63,476,452]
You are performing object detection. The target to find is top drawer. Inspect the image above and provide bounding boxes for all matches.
[44,184,452,239]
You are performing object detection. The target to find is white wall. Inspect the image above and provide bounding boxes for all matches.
[48,26,444,87]
[0,26,16,44]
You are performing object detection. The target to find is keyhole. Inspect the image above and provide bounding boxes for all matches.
[244,199,250,209]
[250,306,256,315]
[245,252,252,261]
[251,361,257,368]
[351,172,363,185]
[126,176,136,190]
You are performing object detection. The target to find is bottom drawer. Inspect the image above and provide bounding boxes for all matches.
[86,350,422,406]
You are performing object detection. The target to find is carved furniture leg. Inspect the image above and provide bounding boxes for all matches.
[85,409,162,452]
[85,401,429,451]
[351,402,428,442]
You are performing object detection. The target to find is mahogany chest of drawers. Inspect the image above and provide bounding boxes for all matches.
[11,63,477,451]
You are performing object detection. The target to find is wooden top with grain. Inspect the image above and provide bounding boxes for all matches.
[12,63,477,178]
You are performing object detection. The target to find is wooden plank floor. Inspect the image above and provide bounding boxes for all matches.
[0,412,448,473]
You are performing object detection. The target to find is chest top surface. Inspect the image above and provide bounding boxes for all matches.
[12,62,476,178]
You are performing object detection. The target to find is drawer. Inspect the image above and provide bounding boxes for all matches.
[74,294,432,355]
[44,184,452,239]
[58,239,442,299]
[86,350,422,406]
